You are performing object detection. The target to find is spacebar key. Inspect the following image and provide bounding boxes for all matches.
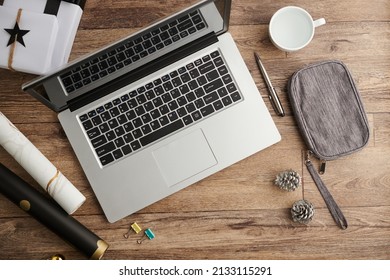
[140,119,184,146]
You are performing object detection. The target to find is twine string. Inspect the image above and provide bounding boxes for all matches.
[7,8,23,71]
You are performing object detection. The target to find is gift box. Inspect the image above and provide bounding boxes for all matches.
[1,0,86,74]
[0,6,58,74]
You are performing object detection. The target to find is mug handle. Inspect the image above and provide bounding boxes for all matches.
[313,18,326,28]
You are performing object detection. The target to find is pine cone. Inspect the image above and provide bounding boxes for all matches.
[275,170,301,191]
[291,200,315,224]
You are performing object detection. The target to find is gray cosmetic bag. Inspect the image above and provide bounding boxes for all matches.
[288,60,370,229]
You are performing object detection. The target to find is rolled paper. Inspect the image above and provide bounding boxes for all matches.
[0,163,109,260]
[0,112,85,214]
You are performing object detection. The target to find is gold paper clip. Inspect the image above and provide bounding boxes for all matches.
[123,222,142,239]
[48,254,65,260]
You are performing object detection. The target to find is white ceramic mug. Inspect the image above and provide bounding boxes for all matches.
[269,6,326,52]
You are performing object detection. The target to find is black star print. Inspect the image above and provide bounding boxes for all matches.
[4,22,30,47]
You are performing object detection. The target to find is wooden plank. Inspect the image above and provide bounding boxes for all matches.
[230,0,390,25]
[0,0,389,260]
[1,209,390,260]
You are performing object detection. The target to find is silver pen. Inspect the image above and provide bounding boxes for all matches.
[254,52,285,117]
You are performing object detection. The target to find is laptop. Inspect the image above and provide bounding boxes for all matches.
[23,0,281,223]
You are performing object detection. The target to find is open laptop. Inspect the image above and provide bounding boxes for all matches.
[23,0,281,223]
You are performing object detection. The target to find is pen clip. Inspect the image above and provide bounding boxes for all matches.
[269,87,285,117]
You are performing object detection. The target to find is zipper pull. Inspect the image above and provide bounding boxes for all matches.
[306,150,326,175]
[305,150,312,164]
[319,159,327,175]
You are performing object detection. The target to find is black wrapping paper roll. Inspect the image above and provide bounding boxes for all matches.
[0,163,108,259]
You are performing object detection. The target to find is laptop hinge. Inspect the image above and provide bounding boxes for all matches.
[68,32,218,112]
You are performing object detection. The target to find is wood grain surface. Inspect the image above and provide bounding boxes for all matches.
[0,0,389,260]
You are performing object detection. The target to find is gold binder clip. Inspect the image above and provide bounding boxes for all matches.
[123,222,142,239]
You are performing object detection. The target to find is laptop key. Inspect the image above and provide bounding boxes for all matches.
[210,50,220,58]
[192,14,202,24]
[201,104,215,117]
[132,118,143,128]
[114,126,125,137]
[159,115,169,126]
[132,128,143,139]
[62,76,73,87]
[122,144,132,155]
[106,131,116,141]
[66,85,75,93]
[227,83,237,93]
[222,74,233,85]
[79,114,88,122]
[96,141,116,157]
[96,106,105,114]
[150,120,161,130]
[117,114,127,125]
[87,127,101,139]
[113,149,123,160]
[123,122,134,132]
[204,91,219,104]
[92,115,103,126]
[74,82,83,89]
[131,140,141,151]
[88,109,97,118]
[140,119,184,146]
[206,70,219,81]
[183,115,193,125]
[196,22,206,30]
[141,124,152,135]
[118,103,129,113]
[99,123,110,133]
[231,92,242,102]
[108,119,119,129]
[100,153,114,166]
[82,120,93,130]
[172,35,180,42]
[114,137,125,147]
[126,110,137,121]
[214,57,224,67]
[124,133,134,143]
[177,19,192,31]
[199,61,214,74]
[192,111,202,121]
[71,73,82,83]
[91,135,107,148]
[222,95,233,106]
[213,100,224,111]
[188,27,196,34]
[204,78,223,93]
[100,111,111,122]
[197,76,207,86]
[109,107,120,117]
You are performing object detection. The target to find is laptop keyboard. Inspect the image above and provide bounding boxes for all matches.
[60,10,206,94]
[79,50,242,166]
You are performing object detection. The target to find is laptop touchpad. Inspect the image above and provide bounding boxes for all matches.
[153,129,217,187]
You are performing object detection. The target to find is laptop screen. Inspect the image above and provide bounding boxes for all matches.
[23,0,232,112]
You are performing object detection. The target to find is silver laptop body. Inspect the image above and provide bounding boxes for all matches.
[23,0,281,223]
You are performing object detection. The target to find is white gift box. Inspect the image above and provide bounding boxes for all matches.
[2,0,85,73]
[0,6,58,75]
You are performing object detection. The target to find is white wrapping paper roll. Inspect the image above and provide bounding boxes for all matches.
[0,112,85,214]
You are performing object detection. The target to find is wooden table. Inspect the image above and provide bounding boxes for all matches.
[0,0,389,260]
